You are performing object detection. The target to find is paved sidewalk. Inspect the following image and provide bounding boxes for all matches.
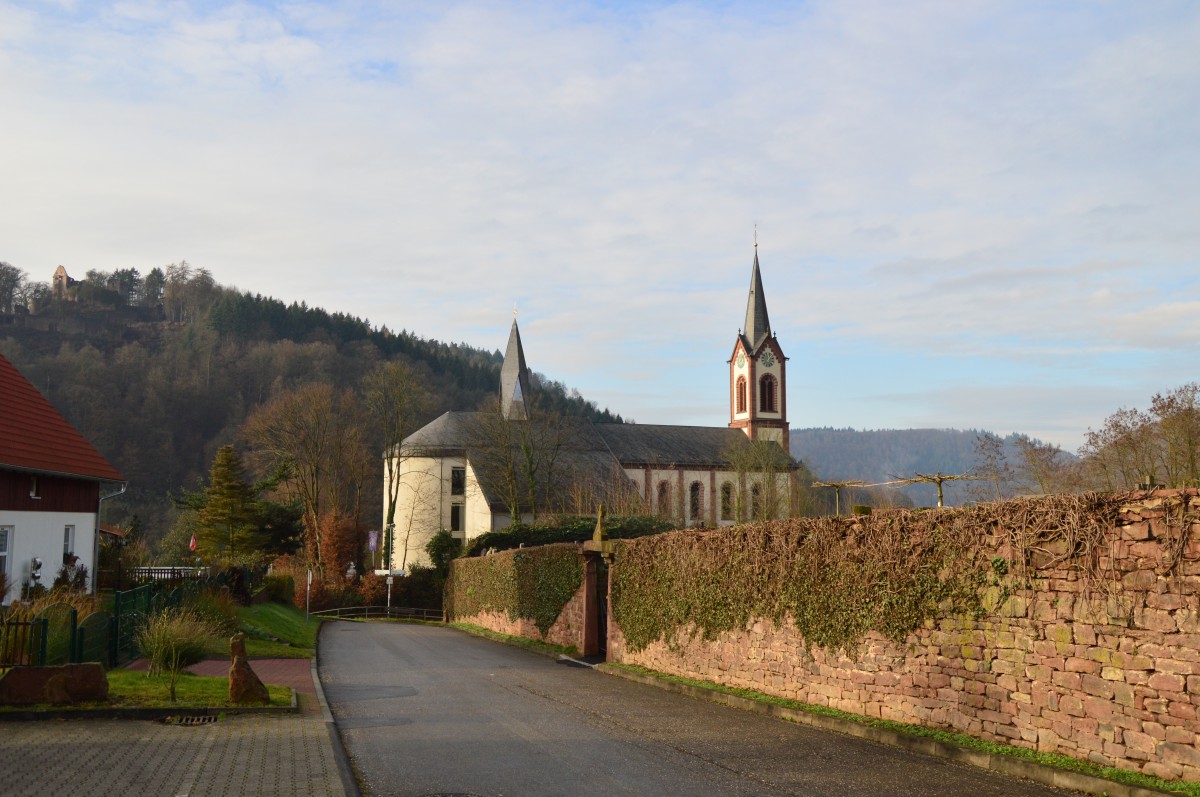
[0,658,351,797]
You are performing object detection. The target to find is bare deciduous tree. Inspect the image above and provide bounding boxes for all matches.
[242,383,371,575]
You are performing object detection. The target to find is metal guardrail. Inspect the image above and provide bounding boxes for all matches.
[310,606,443,622]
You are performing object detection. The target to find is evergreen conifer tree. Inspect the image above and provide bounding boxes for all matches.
[197,446,265,564]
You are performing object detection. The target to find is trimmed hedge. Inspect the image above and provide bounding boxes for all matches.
[448,543,585,635]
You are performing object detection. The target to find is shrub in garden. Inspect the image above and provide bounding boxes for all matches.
[358,572,387,606]
[183,587,239,634]
[52,563,88,592]
[136,609,217,702]
[260,574,295,604]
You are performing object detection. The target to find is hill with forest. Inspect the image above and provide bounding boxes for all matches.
[791,427,1067,507]
[0,260,621,545]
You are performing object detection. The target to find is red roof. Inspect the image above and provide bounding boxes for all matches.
[0,352,123,482]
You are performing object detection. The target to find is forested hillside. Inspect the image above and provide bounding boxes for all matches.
[0,261,620,544]
[791,427,1065,507]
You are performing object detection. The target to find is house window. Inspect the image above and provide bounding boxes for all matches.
[736,377,747,414]
[29,476,40,499]
[720,483,734,521]
[64,526,75,559]
[689,482,703,521]
[759,375,777,412]
[0,526,11,582]
[450,504,464,532]
[451,467,466,496]
[656,481,672,517]
[751,484,763,518]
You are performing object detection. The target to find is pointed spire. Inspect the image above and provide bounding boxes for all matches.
[743,248,771,350]
[499,319,531,421]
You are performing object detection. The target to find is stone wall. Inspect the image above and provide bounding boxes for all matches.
[453,581,589,652]
[608,491,1200,781]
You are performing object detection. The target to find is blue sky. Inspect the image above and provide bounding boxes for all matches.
[2,1,1198,450]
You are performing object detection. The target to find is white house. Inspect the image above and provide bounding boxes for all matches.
[0,353,124,601]
[382,247,798,569]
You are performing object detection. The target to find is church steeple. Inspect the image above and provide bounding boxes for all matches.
[743,248,772,351]
[729,245,789,450]
[499,318,531,421]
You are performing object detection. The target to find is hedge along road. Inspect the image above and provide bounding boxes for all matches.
[318,622,1073,797]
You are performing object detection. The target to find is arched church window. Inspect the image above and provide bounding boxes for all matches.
[759,375,777,412]
[689,481,703,522]
[720,482,734,521]
[751,483,763,519]
[736,377,747,414]
[657,481,672,517]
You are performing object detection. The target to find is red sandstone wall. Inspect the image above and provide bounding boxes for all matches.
[608,492,1200,781]
[456,581,589,653]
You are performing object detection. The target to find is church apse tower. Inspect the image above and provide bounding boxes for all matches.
[728,246,789,450]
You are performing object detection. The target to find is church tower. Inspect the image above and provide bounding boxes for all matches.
[729,246,789,450]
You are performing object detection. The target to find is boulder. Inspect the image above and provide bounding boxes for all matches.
[0,663,108,705]
[228,633,269,705]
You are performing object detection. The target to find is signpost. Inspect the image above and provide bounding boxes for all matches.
[386,574,394,611]
[305,569,313,621]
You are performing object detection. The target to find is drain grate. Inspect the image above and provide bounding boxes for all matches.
[162,715,217,726]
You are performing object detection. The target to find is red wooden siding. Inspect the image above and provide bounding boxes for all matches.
[0,468,100,513]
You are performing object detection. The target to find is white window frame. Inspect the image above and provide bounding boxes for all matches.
[64,525,75,559]
[0,526,12,583]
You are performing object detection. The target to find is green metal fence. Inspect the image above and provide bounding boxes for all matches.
[110,583,154,666]
[0,617,48,667]
[2,576,223,669]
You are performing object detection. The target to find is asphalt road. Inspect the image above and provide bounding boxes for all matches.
[318,622,1075,797]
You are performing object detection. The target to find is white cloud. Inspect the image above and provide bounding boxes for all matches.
[1,1,1198,448]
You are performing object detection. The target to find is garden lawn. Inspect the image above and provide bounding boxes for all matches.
[201,602,319,659]
[107,669,292,708]
[0,670,292,711]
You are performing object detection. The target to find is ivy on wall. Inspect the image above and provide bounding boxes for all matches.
[447,543,585,635]
[611,493,1131,655]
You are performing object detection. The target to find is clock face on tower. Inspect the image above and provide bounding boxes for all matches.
[736,352,746,368]
[760,351,776,367]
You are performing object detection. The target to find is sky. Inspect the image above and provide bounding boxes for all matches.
[2,1,1198,451]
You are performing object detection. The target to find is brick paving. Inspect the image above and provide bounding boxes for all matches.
[2,657,350,797]
[0,713,346,797]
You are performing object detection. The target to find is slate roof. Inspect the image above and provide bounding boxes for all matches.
[594,423,795,469]
[499,320,531,421]
[742,249,772,352]
[0,352,124,481]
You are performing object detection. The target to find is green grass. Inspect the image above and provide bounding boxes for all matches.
[608,663,1200,797]
[200,602,320,659]
[238,603,320,649]
[449,622,579,657]
[0,669,292,711]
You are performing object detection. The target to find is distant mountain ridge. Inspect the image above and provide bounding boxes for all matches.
[791,427,986,507]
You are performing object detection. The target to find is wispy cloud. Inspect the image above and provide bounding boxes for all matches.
[2,1,1197,449]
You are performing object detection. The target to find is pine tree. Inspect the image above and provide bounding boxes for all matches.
[197,446,265,564]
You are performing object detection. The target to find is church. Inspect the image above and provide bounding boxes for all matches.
[382,248,799,569]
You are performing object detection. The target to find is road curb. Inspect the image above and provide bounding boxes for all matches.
[314,625,364,797]
[597,664,1174,797]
